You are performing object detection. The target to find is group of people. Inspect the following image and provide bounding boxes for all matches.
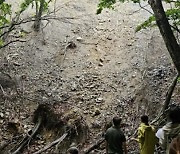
[67,107,180,154]
[105,107,180,154]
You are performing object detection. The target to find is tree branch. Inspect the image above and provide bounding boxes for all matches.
[150,74,179,125]
[138,2,153,15]
[33,133,68,154]
[0,39,26,49]
[162,74,179,112]
[170,25,180,34]
[11,117,42,154]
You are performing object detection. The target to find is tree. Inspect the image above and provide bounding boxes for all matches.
[20,0,51,32]
[0,1,12,46]
[148,0,180,74]
[0,0,52,48]
[97,0,180,74]
[33,0,46,31]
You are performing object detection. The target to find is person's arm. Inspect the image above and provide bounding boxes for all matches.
[122,142,128,154]
[131,137,138,142]
[137,128,144,144]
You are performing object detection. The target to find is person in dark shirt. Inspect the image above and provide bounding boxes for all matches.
[105,117,127,154]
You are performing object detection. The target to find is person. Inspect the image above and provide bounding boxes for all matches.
[156,107,180,153]
[105,117,127,154]
[133,115,157,154]
[169,134,180,154]
[67,147,79,154]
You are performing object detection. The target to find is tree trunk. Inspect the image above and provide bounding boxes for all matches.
[148,0,180,74]
[34,0,45,31]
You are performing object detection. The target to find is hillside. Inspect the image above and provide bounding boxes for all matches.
[0,0,179,153]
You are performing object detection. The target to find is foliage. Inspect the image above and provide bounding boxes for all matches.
[178,77,180,82]
[166,8,180,26]
[97,0,121,14]
[20,0,50,14]
[97,0,180,33]
[135,16,156,32]
[20,0,52,31]
[0,0,52,48]
[0,2,11,47]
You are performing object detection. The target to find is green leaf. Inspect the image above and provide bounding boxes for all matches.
[0,2,11,15]
[20,0,34,12]
[178,77,180,82]
[19,31,26,37]
[97,0,117,13]
[135,16,156,32]
[96,7,103,14]
[0,39,4,47]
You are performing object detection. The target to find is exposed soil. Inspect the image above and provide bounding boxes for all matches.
[0,0,179,154]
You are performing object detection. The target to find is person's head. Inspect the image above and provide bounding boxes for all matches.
[168,107,180,124]
[67,147,79,154]
[112,117,122,127]
[141,115,149,125]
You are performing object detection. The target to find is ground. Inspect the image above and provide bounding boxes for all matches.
[0,0,179,153]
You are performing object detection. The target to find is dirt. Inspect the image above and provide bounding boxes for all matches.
[0,0,179,153]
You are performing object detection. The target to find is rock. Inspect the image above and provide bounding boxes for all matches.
[99,58,104,62]
[91,120,101,128]
[5,112,10,116]
[132,74,136,78]
[0,72,16,88]
[76,37,83,41]
[67,41,76,49]
[0,113,4,118]
[96,97,103,103]
[98,62,103,66]
[107,36,112,40]
[79,101,83,104]
[127,43,132,46]
[94,109,100,116]
[83,110,88,114]
[71,82,77,91]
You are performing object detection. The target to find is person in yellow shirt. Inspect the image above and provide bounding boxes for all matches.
[133,115,158,154]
